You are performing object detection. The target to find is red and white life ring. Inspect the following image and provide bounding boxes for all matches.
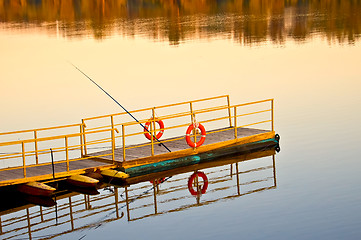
[188,171,208,196]
[143,119,165,141]
[185,123,206,148]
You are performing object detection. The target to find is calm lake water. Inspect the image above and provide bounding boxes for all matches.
[1,1,361,239]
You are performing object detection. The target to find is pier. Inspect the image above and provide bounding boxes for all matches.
[0,95,277,188]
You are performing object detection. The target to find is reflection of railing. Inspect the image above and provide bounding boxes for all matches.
[0,150,276,239]
[124,153,276,221]
[0,190,123,240]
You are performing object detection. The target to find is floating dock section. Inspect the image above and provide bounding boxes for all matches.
[0,95,279,191]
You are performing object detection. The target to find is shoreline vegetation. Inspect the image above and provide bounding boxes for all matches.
[0,0,360,44]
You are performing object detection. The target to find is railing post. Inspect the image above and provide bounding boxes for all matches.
[122,125,126,161]
[234,106,237,139]
[271,99,274,131]
[34,130,38,164]
[112,129,115,163]
[80,125,84,157]
[22,142,26,178]
[111,115,115,151]
[190,102,196,148]
[151,108,155,156]
[227,95,232,127]
[189,102,194,123]
[65,136,69,172]
[81,119,87,155]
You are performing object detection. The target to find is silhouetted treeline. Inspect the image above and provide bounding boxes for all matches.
[0,0,360,45]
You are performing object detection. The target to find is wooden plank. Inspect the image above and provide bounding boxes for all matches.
[91,127,270,163]
[0,159,115,187]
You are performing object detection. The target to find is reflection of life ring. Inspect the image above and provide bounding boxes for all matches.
[144,119,165,140]
[185,123,206,148]
[188,171,208,196]
[150,178,166,185]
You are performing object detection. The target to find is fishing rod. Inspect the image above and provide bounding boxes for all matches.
[69,62,171,153]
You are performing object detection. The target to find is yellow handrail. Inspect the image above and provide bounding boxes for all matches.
[0,96,274,181]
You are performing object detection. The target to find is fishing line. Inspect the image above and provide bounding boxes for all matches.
[68,62,171,153]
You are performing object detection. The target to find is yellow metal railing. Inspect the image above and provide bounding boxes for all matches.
[81,96,274,161]
[117,98,273,160]
[0,123,84,165]
[0,128,118,178]
[0,96,274,179]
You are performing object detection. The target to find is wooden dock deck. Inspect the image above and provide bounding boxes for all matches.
[90,127,272,166]
[0,159,113,186]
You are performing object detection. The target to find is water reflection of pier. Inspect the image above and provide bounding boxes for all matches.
[0,148,277,239]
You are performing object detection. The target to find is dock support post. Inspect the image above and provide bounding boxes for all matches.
[22,142,26,178]
[273,155,277,187]
[39,206,44,222]
[153,181,158,214]
[69,197,74,230]
[26,208,32,240]
[236,163,240,195]
[114,187,119,218]
[125,186,130,221]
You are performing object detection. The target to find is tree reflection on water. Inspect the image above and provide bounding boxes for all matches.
[0,0,360,45]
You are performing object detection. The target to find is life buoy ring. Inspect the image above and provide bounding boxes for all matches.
[150,178,166,185]
[188,171,208,196]
[144,119,165,140]
[185,123,206,148]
